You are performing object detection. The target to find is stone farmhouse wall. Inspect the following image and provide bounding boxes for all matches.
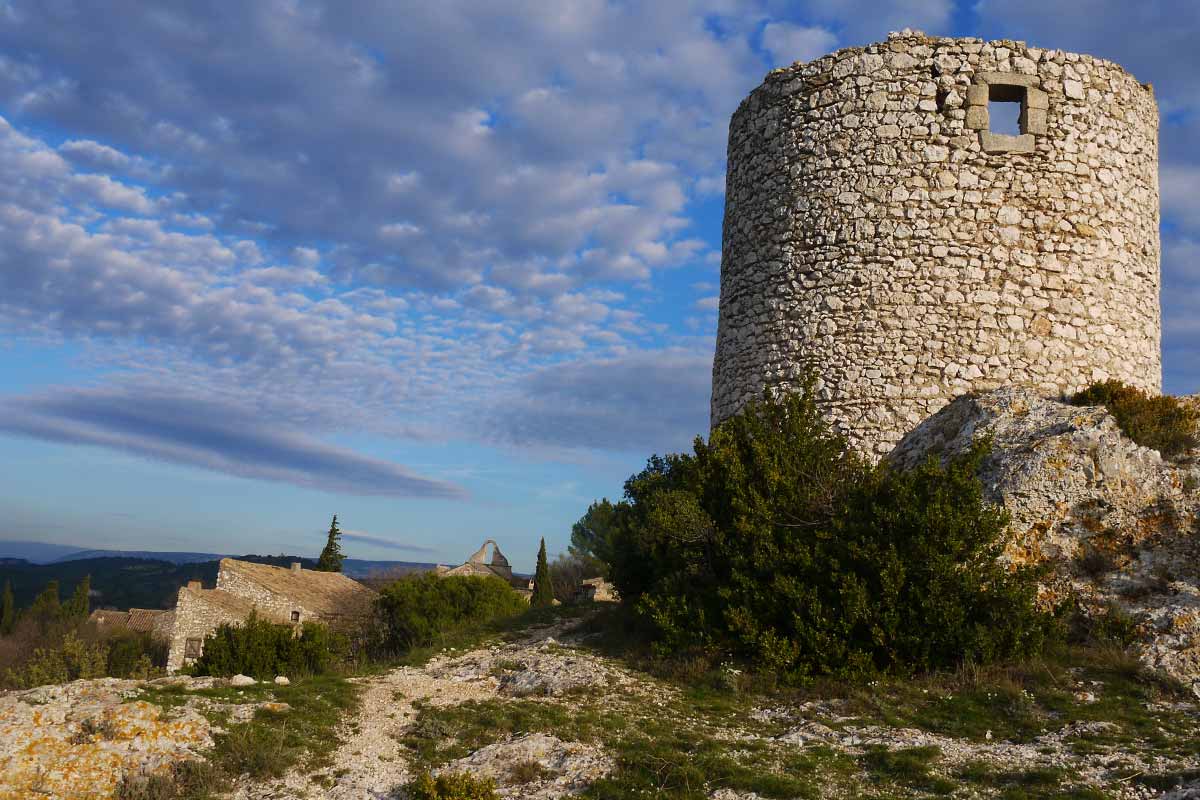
[165,585,262,672]
[166,560,375,673]
[710,31,1161,457]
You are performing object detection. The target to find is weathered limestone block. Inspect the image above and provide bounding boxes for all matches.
[889,387,1200,685]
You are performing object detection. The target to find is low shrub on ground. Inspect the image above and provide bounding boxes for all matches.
[3,624,167,689]
[374,573,528,656]
[114,760,224,800]
[190,613,346,679]
[402,771,499,800]
[603,378,1056,681]
[1070,380,1199,459]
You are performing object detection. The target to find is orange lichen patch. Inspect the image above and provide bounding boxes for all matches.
[0,685,212,800]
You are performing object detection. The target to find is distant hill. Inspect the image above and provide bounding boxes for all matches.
[0,539,438,578]
[0,540,94,563]
[53,549,226,565]
[0,553,440,612]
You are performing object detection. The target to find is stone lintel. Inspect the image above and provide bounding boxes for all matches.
[977,71,1042,88]
[981,131,1035,154]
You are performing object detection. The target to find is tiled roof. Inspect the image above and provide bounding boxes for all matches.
[89,609,128,627]
[126,608,168,632]
[187,586,263,619]
[219,559,377,618]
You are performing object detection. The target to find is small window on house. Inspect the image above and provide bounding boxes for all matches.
[291,610,300,623]
[988,84,1023,136]
[184,638,203,659]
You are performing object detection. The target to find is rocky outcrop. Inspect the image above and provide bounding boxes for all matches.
[890,387,1200,685]
[0,678,213,800]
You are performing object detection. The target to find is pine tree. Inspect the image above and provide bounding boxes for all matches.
[65,575,91,619]
[531,538,554,608]
[317,514,345,573]
[26,579,61,630]
[1,580,14,635]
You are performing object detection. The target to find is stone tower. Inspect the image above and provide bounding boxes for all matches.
[710,31,1161,458]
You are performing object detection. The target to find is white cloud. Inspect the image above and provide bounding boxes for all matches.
[761,22,837,67]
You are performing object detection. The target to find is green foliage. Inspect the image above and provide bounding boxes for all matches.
[64,574,91,620]
[1,580,13,635]
[570,498,623,573]
[403,771,499,800]
[606,382,1055,679]
[115,760,225,800]
[191,613,346,679]
[107,630,167,679]
[25,579,62,629]
[1070,380,1199,459]
[531,538,554,608]
[375,573,527,655]
[316,514,345,573]
[5,631,109,688]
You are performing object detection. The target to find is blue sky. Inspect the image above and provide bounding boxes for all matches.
[0,1,1197,572]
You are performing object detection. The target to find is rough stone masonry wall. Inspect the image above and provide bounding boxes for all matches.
[710,31,1161,457]
[215,565,317,623]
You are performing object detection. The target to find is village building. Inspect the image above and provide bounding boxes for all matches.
[88,607,174,640]
[165,558,376,673]
[435,539,534,600]
[574,577,618,604]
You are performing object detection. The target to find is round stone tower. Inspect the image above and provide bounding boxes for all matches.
[710,31,1161,458]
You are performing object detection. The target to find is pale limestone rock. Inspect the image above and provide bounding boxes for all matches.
[889,387,1200,686]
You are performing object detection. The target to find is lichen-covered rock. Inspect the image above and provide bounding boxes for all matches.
[0,678,212,800]
[889,386,1200,685]
[439,733,612,800]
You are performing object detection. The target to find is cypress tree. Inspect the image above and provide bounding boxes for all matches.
[1,580,14,635]
[317,514,345,573]
[66,575,91,619]
[531,538,554,608]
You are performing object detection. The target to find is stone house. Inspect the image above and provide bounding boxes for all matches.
[165,558,376,673]
[574,577,618,603]
[435,539,533,599]
[89,607,174,640]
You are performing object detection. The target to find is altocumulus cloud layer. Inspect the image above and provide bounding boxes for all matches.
[0,0,1196,502]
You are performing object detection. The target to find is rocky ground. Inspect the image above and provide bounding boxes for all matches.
[891,387,1200,690]
[5,389,1200,800]
[0,675,266,800]
[4,609,1200,799]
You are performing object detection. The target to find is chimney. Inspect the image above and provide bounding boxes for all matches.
[290,562,302,573]
[187,580,201,591]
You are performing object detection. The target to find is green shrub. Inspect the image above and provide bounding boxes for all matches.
[191,613,345,679]
[606,380,1055,680]
[402,771,499,800]
[107,631,167,679]
[114,759,224,800]
[4,631,110,688]
[374,573,527,655]
[1070,380,1199,459]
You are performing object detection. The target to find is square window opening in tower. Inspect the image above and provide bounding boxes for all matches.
[988,83,1025,136]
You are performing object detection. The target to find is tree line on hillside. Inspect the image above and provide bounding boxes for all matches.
[0,575,166,688]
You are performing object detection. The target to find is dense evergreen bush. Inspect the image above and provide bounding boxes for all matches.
[191,613,345,679]
[1070,380,1199,460]
[374,573,527,654]
[403,771,499,800]
[605,381,1056,680]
